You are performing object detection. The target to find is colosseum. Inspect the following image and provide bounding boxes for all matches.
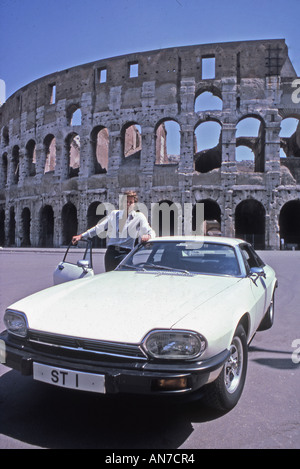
[1,38,300,250]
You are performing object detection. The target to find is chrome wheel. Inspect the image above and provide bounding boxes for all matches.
[224,336,244,394]
[269,298,274,324]
[202,324,248,411]
[258,293,275,331]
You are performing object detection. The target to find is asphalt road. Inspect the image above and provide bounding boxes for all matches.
[0,248,299,449]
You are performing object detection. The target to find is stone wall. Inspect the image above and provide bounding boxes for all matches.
[1,39,300,249]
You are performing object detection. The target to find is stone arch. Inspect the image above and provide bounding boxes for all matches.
[195,90,223,112]
[25,139,36,177]
[195,83,222,100]
[8,206,16,246]
[62,202,78,245]
[87,201,107,247]
[39,205,54,247]
[2,126,9,146]
[121,122,142,161]
[194,119,222,173]
[151,199,182,237]
[192,199,221,234]
[21,207,31,246]
[279,199,300,249]
[90,126,109,173]
[236,115,266,172]
[12,145,20,184]
[279,116,300,158]
[1,152,8,187]
[0,208,5,246]
[199,198,221,221]
[235,136,256,172]
[235,198,265,249]
[65,132,80,178]
[67,103,81,126]
[155,118,180,165]
[44,134,56,173]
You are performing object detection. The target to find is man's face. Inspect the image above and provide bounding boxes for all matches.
[126,196,136,213]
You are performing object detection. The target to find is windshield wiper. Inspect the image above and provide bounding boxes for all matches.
[117,264,146,271]
[142,263,192,275]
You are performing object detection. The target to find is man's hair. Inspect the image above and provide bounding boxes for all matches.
[124,190,138,202]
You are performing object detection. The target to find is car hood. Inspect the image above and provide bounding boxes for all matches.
[9,270,241,343]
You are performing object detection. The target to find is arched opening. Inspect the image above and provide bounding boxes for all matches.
[279,200,300,249]
[62,202,77,245]
[25,139,36,177]
[122,123,142,161]
[44,134,56,173]
[21,207,31,246]
[66,132,80,178]
[235,199,265,249]
[155,120,180,164]
[236,144,255,162]
[195,91,222,112]
[0,208,5,246]
[1,153,8,187]
[193,199,221,234]
[67,104,82,126]
[8,206,15,246]
[90,126,109,173]
[87,201,107,247]
[194,120,222,173]
[236,116,265,172]
[2,126,9,146]
[151,200,181,237]
[235,139,255,172]
[39,205,54,247]
[71,108,82,126]
[279,117,300,158]
[12,146,20,184]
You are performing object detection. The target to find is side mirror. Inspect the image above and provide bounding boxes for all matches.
[249,266,266,284]
[250,266,266,277]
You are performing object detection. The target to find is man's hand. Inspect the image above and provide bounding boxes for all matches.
[141,234,151,243]
[72,234,82,245]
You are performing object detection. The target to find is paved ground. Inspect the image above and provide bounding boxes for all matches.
[0,248,299,449]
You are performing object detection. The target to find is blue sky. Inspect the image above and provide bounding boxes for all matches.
[1,0,299,99]
[0,0,299,158]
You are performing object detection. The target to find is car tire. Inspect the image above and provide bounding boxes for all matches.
[202,324,248,412]
[258,294,275,331]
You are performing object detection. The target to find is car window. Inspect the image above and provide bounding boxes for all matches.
[62,240,92,267]
[120,241,241,276]
[240,244,264,270]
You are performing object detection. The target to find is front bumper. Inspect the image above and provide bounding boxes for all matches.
[0,330,229,399]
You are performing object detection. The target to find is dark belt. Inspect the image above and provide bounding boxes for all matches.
[108,245,131,253]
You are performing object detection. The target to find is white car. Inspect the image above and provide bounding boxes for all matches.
[1,237,277,411]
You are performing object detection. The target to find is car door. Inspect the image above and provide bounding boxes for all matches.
[53,240,94,285]
[240,244,268,329]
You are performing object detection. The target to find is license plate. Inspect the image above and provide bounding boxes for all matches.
[33,362,106,393]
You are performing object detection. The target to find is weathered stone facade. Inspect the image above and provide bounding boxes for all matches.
[1,39,300,249]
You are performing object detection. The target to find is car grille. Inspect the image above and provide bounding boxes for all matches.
[27,330,147,361]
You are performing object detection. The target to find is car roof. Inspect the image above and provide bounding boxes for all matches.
[150,236,245,247]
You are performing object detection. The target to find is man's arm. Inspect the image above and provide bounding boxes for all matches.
[136,213,156,242]
[72,215,110,244]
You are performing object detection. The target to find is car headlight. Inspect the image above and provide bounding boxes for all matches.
[4,310,28,338]
[143,330,206,360]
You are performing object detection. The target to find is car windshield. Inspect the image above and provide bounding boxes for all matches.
[118,240,241,276]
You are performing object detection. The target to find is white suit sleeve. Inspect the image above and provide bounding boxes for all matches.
[81,216,109,240]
